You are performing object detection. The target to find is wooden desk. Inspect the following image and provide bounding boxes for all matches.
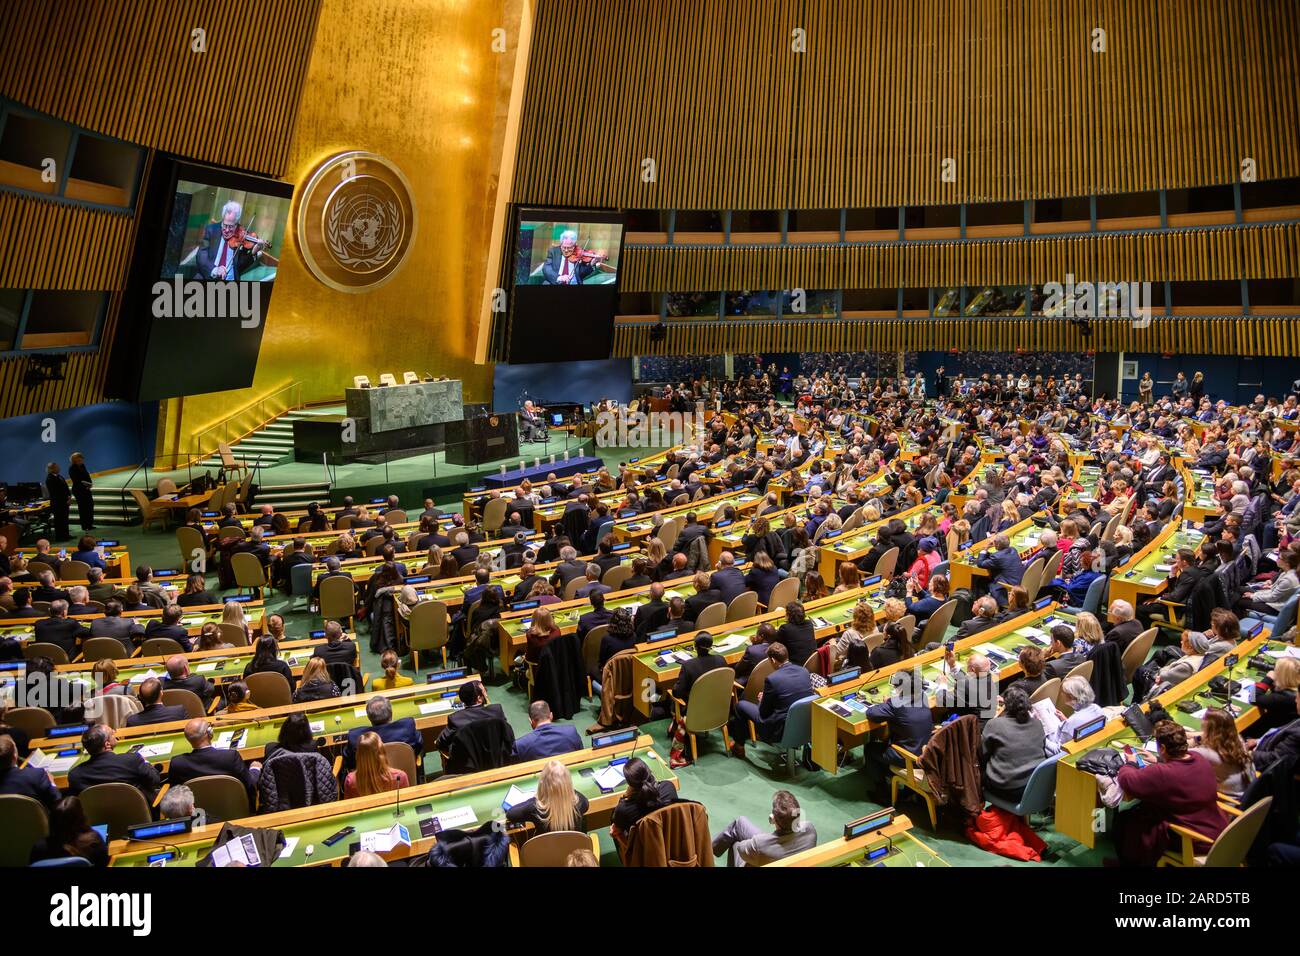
[769,814,949,867]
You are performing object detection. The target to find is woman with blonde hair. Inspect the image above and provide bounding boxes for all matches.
[505,759,590,834]
[292,656,341,703]
[344,731,409,798]
[1072,611,1104,650]
[833,600,879,665]
[644,536,667,576]
[371,649,413,690]
[1250,656,1300,737]
[420,545,445,575]
[335,533,361,560]
[221,600,252,644]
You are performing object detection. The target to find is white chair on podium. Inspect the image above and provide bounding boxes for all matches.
[402,371,420,384]
[379,373,398,387]
[353,375,371,389]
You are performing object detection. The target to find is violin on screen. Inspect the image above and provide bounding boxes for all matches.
[224,214,279,267]
[563,237,608,267]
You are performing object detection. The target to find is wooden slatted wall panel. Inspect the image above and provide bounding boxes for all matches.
[619,221,1300,291]
[612,316,1300,359]
[514,0,1300,208]
[0,0,322,176]
[0,192,132,290]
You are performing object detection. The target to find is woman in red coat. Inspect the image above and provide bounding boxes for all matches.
[1111,720,1229,866]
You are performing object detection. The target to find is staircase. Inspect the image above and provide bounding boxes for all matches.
[194,407,340,470]
[91,478,334,526]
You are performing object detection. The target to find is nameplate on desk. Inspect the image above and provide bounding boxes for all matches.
[227,594,254,603]
[127,817,195,841]
[843,807,895,840]
[827,667,860,686]
[590,728,637,749]
[405,575,430,584]
[1073,715,1107,741]
[511,600,539,611]
[647,628,678,643]
[426,668,467,683]
[862,575,882,586]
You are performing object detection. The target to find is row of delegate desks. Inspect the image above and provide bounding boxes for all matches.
[26,670,482,791]
[810,601,1073,773]
[0,599,267,647]
[14,542,132,580]
[106,734,676,867]
[1105,521,1205,609]
[947,512,1056,593]
[1055,630,1282,848]
[51,637,337,689]
[816,499,935,585]
[771,813,950,867]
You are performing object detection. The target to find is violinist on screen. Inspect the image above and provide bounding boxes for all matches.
[542,229,601,285]
[195,200,269,281]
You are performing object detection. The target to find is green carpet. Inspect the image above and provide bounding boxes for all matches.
[91,442,1104,867]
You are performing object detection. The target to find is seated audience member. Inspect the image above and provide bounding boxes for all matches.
[0,734,59,808]
[712,789,818,866]
[933,649,998,723]
[343,730,410,798]
[729,642,814,759]
[28,796,108,867]
[243,635,295,689]
[523,606,562,664]
[860,669,934,799]
[311,619,358,667]
[610,756,678,844]
[162,654,214,708]
[1192,708,1255,799]
[505,758,590,834]
[264,712,318,764]
[143,602,193,652]
[433,681,513,771]
[33,600,89,658]
[159,784,195,821]
[293,657,342,702]
[125,677,189,727]
[1016,646,1049,696]
[869,620,914,670]
[89,599,144,654]
[65,585,94,617]
[67,723,160,798]
[1111,719,1229,866]
[1044,622,1089,678]
[222,680,259,714]
[596,608,639,677]
[166,718,260,797]
[775,600,817,668]
[953,596,1000,638]
[196,622,233,651]
[672,631,727,707]
[1046,675,1106,753]
[370,649,412,690]
[1248,656,1299,737]
[734,622,776,683]
[980,685,1047,803]
[347,695,424,763]
[513,701,583,761]
[566,848,599,867]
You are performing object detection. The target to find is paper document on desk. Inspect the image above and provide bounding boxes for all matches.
[419,700,453,715]
[27,749,79,773]
[594,764,628,791]
[502,784,536,810]
[194,662,219,673]
[212,731,235,750]
[1140,577,1163,586]
[210,833,262,867]
[430,806,476,830]
[277,837,299,860]
[360,823,411,853]
[138,742,173,759]
[1030,699,1063,739]
[128,669,161,684]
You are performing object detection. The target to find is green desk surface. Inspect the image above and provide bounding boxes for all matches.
[828,832,950,868]
[1062,640,1280,768]
[31,676,473,782]
[1,606,265,642]
[614,491,761,534]
[822,505,935,558]
[1115,527,1205,585]
[499,582,705,638]
[62,643,328,688]
[110,745,675,867]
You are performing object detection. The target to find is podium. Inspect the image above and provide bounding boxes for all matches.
[445,412,519,465]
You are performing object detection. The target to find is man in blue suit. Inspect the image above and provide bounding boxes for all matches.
[344,695,423,766]
[709,551,747,607]
[974,533,1025,607]
[729,642,813,758]
[512,701,583,762]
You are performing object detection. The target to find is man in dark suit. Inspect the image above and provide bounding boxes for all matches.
[512,701,582,762]
[144,604,193,653]
[1106,599,1147,650]
[167,718,260,800]
[574,564,611,601]
[449,532,480,570]
[64,585,96,617]
[634,583,669,637]
[90,599,144,656]
[1135,549,1205,629]
[433,681,515,769]
[1044,625,1089,678]
[730,642,814,757]
[540,230,597,285]
[683,573,723,624]
[734,623,776,684]
[345,695,424,765]
[162,655,214,708]
[550,547,587,590]
[974,533,1025,607]
[0,735,60,809]
[44,462,71,541]
[672,632,728,705]
[194,200,262,280]
[273,537,315,590]
[312,556,353,601]
[311,620,358,667]
[31,569,69,604]
[953,597,1001,639]
[34,600,89,658]
[512,562,544,603]
[675,513,709,554]
[234,527,272,568]
[67,724,161,798]
[576,591,613,640]
[710,551,747,607]
[126,678,189,727]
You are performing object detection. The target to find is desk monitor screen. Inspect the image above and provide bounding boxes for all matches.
[591,728,637,749]
[611,542,633,552]
[426,668,468,683]
[647,628,678,643]
[551,413,563,426]
[843,807,895,840]
[1073,715,1108,741]
[127,816,195,841]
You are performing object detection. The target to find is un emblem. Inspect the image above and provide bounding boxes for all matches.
[296,151,417,293]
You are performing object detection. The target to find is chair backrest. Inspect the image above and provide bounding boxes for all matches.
[84,692,142,728]
[382,741,419,784]
[27,561,54,577]
[129,488,157,517]
[353,375,370,389]
[1203,796,1273,867]
[1272,592,1300,636]
[141,637,185,658]
[874,546,900,579]
[481,498,509,534]
[742,658,775,703]
[917,599,957,648]
[156,477,179,496]
[175,526,206,569]
[364,536,387,557]
[1101,511,1123,542]
[384,509,408,525]
[289,561,314,597]
[1020,555,1046,602]
[683,666,736,734]
[230,551,267,587]
[408,599,450,653]
[60,559,91,581]
[161,687,207,718]
[245,671,292,707]
[563,576,585,601]
[518,831,597,867]
[218,443,238,467]
[602,563,633,590]
[802,650,823,676]
[1014,754,1065,815]
[841,507,865,533]
[693,601,727,630]
[1027,675,1061,706]
[726,590,758,622]
[1042,548,1064,583]
[24,641,71,665]
[1064,660,1094,684]
[767,575,800,609]
[582,624,608,674]
[2,706,55,739]
[1080,574,1108,616]
[1121,627,1158,684]
[334,514,353,530]
[319,575,357,620]
[0,794,49,867]
[185,773,251,823]
[777,694,819,749]
[402,371,420,384]
[379,373,398,387]
[218,622,250,647]
[79,782,151,839]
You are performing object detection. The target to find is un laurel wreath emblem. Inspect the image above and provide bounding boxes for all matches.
[297,151,417,293]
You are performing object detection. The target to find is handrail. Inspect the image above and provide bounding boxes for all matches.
[187,380,303,470]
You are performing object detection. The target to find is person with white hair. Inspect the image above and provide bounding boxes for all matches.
[196,198,260,280]
[347,850,388,867]
[159,784,195,820]
[541,227,597,285]
[1046,675,1105,753]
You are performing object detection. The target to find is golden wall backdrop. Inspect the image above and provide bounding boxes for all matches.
[163,0,526,458]
[514,0,1300,209]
